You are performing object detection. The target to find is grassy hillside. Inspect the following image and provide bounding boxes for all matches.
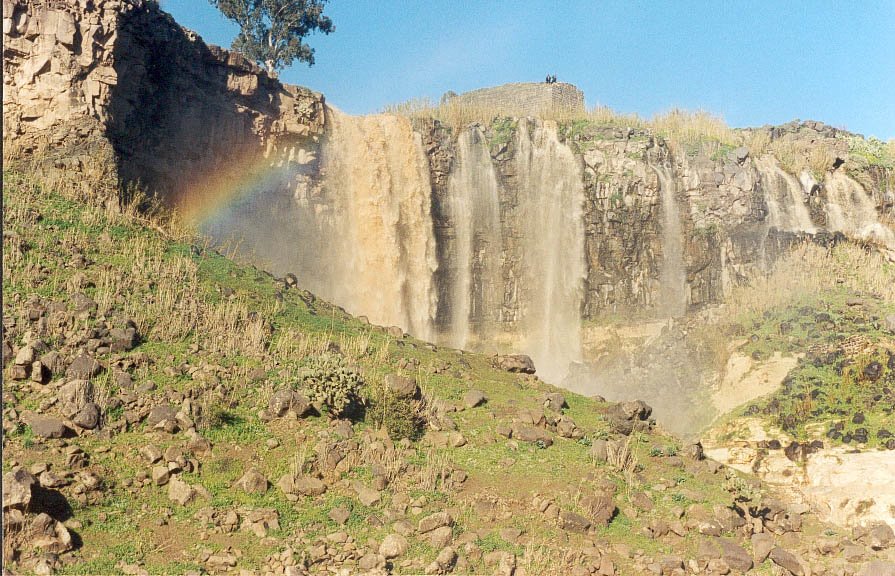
[2,169,891,575]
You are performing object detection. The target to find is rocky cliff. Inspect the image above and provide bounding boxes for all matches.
[5,0,894,380]
[2,0,325,205]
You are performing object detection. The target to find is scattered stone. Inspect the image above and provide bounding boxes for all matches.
[428,525,453,548]
[580,494,616,527]
[769,547,804,575]
[751,533,774,563]
[329,506,350,525]
[354,482,381,506]
[284,476,327,497]
[3,468,36,509]
[494,354,536,374]
[146,404,177,427]
[267,388,313,418]
[151,466,170,486]
[25,413,68,438]
[719,539,753,572]
[29,512,73,554]
[168,477,197,506]
[544,392,567,411]
[234,469,268,494]
[379,534,409,559]
[510,424,553,446]
[140,445,163,464]
[65,353,103,379]
[463,389,487,409]
[559,510,591,533]
[384,374,419,399]
[419,511,453,533]
[72,402,101,429]
[858,561,895,576]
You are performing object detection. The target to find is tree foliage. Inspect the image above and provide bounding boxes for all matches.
[209,0,334,74]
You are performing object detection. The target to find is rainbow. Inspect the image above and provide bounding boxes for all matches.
[172,149,297,227]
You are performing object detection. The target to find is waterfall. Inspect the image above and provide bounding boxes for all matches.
[311,108,439,339]
[756,157,816,232]
[825,171,895,248]
[653,166,687,317]
[514,120,586,382]
[443,126,502,349]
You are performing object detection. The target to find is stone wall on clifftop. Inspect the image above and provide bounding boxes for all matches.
[443,82,585,117]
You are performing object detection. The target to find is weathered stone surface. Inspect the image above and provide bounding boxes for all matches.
[419,511,453,534]
[719,539,753,572]
[25,413,67,438]
[234,469,268,494]
[559,510,591,533]
[168,477,197,506]
[379,533,409,559]
[494,354,536,373]
[72,402,101,429]
[462,389,486,409]
[384,374,419,399]
[65,353,102,379]
[858,561,895,576]
[769,547,804,575]
[510,424,553,446]
[3,469,37,509]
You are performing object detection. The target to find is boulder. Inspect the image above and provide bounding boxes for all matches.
[168,477,197,506]
[559,510,591,533]
[719,539,753,572]
[72,402,101,429]
[419,511,453,533]
[428,525,453,548]
[769,547,804,575]
[510,424,553,446]
[65,353,103,379]
[234,469,268,494]
[462,389,487,409]
[29,512,73,554]
[267,388,313,418]
[59,379,94,415]
[26,414,68,438]
[868,523,895,550]
[544,392,567,412]
[751,532,774,563]
[384,374,419,399]
[146,404,177,427]
[494,354,535,374]
[3,469,37,509]
[379,533,409,559]
[858,561,895,576]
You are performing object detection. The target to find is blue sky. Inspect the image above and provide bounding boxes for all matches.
[162,0,895,139]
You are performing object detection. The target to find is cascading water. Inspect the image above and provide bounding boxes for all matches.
[443,126,502,349]
[825,171,895,248]
[308,108,439,339]
[514,120,586,382]
[756,157,816,232]
[653,166,688,317]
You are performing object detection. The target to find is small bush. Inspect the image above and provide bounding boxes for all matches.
[366,390,425,441]
[299,353,364,418]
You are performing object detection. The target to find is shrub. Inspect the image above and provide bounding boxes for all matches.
[366,389,425,441]
[298,353,364,418]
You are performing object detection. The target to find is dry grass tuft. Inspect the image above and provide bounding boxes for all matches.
[725,243,895,320]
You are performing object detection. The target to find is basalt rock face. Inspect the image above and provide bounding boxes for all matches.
[3,0,325,204]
